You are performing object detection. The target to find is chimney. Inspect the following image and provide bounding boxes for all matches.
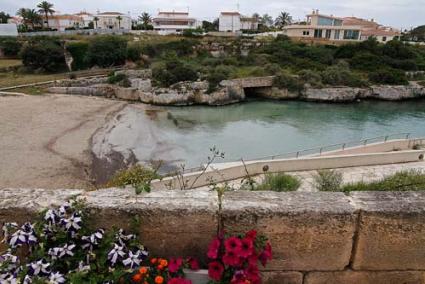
[316,9,319,14]
[371,18,374,22]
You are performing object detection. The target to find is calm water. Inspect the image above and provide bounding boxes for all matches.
[109,100,425,169]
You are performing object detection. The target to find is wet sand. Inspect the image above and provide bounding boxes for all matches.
[0,93,127,189]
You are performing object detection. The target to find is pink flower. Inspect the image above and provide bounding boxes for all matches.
[168,257,184,273]
[208,261,224,281]
[187,257,200,271]
[239,237,254,258]
[168,277,192,284]
[224,236,242,253]
[207,237,221,259]
[231,270,248,284]
[259,241,272,266]
[223,250,242,267]
[244,263,260,283]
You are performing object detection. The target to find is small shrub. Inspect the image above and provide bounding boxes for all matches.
[86,36,128,67]
[20,39,67,72]
[368,69,409,85]
[256,173,301,192]
[207,65,233,93]
[0,37,22,57]
[264,63,282,75]
[107,73,131,87]
[126,44,142,62]
[321,65,368,87]
[106,164,159,192]
[298,69,323,88]
[66,41,89,70]
[152,58,198,87]
[273,71,304,93]
[313,170,343,192]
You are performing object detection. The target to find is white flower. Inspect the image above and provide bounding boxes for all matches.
[0,273,17,284]
[28,259,50,276]
[23,275,32,284]
[48,272,66,284]
[82,229,104,251]
[107,244,126,266]
[9,230,27,248]
[116,229,136,245]
[58,244,75,258]
[0,251,19,272]
[122,250,143,269]
[61,213,82,232]
[44,209,59,225]
[77,261,91,273]
[1,223,18,243]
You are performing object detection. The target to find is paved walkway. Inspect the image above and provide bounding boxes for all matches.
[217,161,425,192]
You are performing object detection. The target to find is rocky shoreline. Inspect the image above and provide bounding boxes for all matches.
[47,69,425,105]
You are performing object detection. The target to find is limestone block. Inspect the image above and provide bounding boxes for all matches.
[221,191,357,271]
[261,271,303,284]
[305,270,425,284]
[130,79,152,92]
[115,87,140,101]
[83,188,219,263]
[350,191,425,270]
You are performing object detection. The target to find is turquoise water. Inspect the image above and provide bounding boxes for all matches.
[129,100,425,169]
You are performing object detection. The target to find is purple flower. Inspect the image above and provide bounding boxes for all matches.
[49,272,66,284]
[60,213,82,232]
[122,250,147,269]
[107,244,126,266]
[44,209,60,225]
[82,229,104,251]
[116,229,135,246]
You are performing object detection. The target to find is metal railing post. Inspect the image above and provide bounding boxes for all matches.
[342,143,346,150]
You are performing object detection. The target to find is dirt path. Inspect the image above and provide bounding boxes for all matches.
[0,93,127,189]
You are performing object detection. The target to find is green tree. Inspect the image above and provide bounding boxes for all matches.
[0,11,11,23]
[93,16,99,29]
[138,12,152,30]
[260,14,273,27]
[202,19,219,32]
[37,1,55,28]
[275,11,292,29]
[116,15,122,29]
[17,8,42,30]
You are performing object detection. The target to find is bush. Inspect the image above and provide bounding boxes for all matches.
[0,37,22,57]
[273,71,304,93]
[66,41,89,70]
[255,173,301,192]
[107,73,131,87]
[264,63,282,75]
[86,36,128,67]
[298,69,323,88]
[152,58,198,87]
[106,165,159,192]
[20,39,67,72]
[206,65,233,93]
[126,44,142,62]
[313,170,343,192]
[368,69,408,85]
[321,65,367,87]
[341,170,425,192]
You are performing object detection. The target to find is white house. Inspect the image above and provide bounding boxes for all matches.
[219,12,258,32]
[47,15,84,31]
[0,24,18,36]
[96,12,132,30]
[152,11,200,33]
[74,11,94,28]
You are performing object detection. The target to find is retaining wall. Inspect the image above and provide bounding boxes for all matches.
[152,150,425,190]
[0,188,424,283]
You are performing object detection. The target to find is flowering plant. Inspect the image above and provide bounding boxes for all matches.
[129,257,199,284]
[0,200,149,283]
[207,230,272,284]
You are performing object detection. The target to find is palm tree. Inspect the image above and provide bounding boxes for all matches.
[37,1,54,28]
[93,16,99,29]
[18,8,42,30]
[116,15,122,29]
[138,12,151,29]
[0,11,11,24]
[275,12,292,29]
[261,14,274,27]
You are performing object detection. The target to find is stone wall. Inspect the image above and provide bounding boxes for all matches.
[1,188,425,284]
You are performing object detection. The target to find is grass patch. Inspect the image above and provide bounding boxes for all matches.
[13,86,47,95]
[320,170,425,192]
[0,72,68,88]
[0,59,22,68]
[255,173,301,192]
[313,170,343,192]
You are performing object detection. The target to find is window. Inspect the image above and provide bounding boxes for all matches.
[382,36,387,42]
[318,17,334,26]
[334,30,340,40]
[314,29,323,38]
[325,29,331,39]
[343,30,360,40]
[302,31,310,36]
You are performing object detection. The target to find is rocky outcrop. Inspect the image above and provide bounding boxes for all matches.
[115,69,152,79]
[55,77,108,87]
[48,84,116,97]
[302,87,371,102]
[370,82,425,100]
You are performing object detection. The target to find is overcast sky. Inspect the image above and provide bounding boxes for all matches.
[2,0,424,29]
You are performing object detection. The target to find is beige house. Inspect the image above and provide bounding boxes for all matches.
[74,11,94,28]
[96,12,132,30]
[283,10,400,43]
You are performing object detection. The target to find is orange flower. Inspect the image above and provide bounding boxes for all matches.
[159,259,168,267]
[138,267,148,275]
[155,276,164,284]
[132,273,142,283]
[157,264,164,270]
[150,258,157,264]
